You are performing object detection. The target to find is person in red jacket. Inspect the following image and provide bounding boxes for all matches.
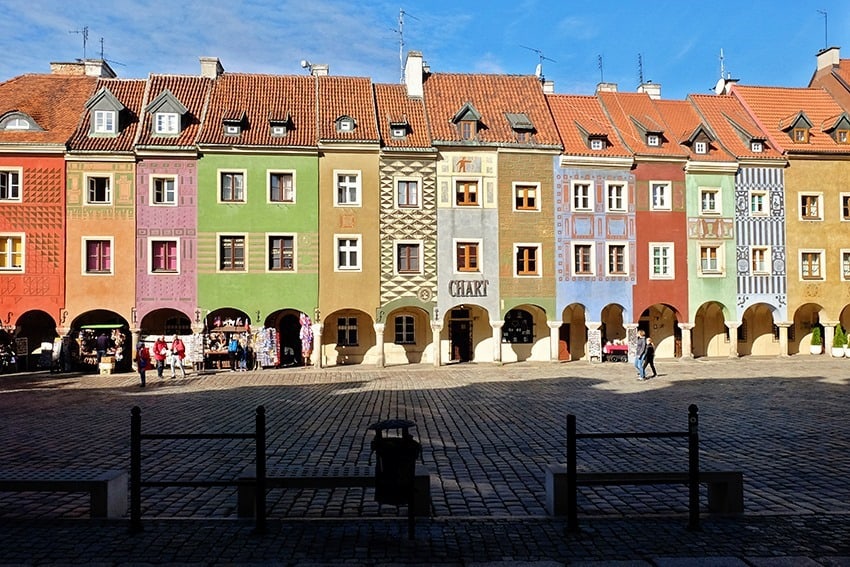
[170,335,186,378]
[153,336,168,379]
[136,342,151,387]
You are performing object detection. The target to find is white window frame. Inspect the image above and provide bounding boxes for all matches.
[394,239,423,275]
[605,242,629,277]
[571,241,596,277]
[751,246,771,275]
[590,138,605,151]
[750,190,768,216]
[513,242,542,278]
[216,233,248,273]
[751,141,763,153]
[149,174,178,206]
[0,232,24,272]
[93,110,116,134]
[453,238,483,275]
[650,181,672,211]
[605,181,627,213]
[698,243,725,277]
[395,176,422,209]
[217,169,247,204]
[694,141,708,154]
[267,170,296,204]
[841,193,850,222]
[799,249,825,281]
[647,134,660,147]
[649,242,675,280]
[154,112,179,135]
[334,170,361,207]
[84,173,113,205]
[148,237,180,275]
[700,187,721,216]
[841,249,850,281]
[81,236,114,276]
[570,180,594,212]
[798,192,823,221]
[0,167,22,202]
[266,233,297,273]
[335,234,361,272]
[513,182,540,212]
[454,177,481,207]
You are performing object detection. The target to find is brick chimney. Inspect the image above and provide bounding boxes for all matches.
[199,57,224,78]
[817,46,840,71]
[404,51,424,98]
[50,59,116,77]
[596,82,618,93]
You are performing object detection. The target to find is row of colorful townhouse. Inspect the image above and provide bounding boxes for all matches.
[3,47,850,370]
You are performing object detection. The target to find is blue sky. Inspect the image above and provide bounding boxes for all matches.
[2,0,849,100]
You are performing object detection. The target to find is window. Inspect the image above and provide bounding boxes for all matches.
[219,172,245,202]
[455,241,480,272]
[4,117,30,130]
[571,181,593,211]
[700,188,720,215]
[572,243,594,276]
[0,234,23,271]
[800,193,822,220]
[271,125,287,137]
[396,178,420,208]
[337,316,358,346]
[750,190,767,216]
[151,176,176,205]
[647,134,660,147]
[793,128,809,143]
[86,175,111,204]
[0,169,21,201]
[606,182,626,212]
[694,141,708,154]
[336,235,361,271]
[515,244,539,276]
[337,117,355,132]
[155,112,179,134]
[150,240,178,273]
[800,250,824,280]
[650,182,671,210]
[84,239,112,274]
[455,180,479,206]
[699,244,722,275]
[268,235,295,271]
[460,120,476,140]
[842,194,850,221]
[502,309,533,344]
[650,243,674,279]
[269,172,294,203]
[514,183,539,211]
[842,251,850,281]
[607,243,627,276]
[396,242,421,274]
[335,171,361,206]
[394,315,415,344]
[94,110,116,134]
[590,138,605,151]
[219,235,246,271]
[751,246,770,275]
[391,125,408,139]
[224,124,241,136]
[838,130,850,144]
[751,141,763,152]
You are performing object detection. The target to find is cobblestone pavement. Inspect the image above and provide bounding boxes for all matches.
[1,356,849,565]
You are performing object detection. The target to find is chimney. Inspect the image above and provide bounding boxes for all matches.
[84,59,117,78]
[596,82,618,94]
[542,80,555,94]
[310,63,329,76]
[637,81,661,99]
[199,57,224,78]
[404,51,424,98]
[50,61,85,76]
[817,46,840,71]
[50,60,116,77]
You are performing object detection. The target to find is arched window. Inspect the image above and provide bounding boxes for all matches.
[502,309,533,344]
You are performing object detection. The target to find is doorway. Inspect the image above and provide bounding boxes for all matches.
[450,312,472,362]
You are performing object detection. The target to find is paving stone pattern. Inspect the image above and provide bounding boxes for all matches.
[0,357,849,565]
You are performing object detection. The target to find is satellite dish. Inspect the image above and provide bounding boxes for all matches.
[300,59,310,69]
[534,63,542,78]
[714,77,726,95]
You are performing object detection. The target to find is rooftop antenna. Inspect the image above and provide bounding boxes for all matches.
[817,9,828,49]
[392,9,419,84]
[638,53,645,84]
[98,37,125,67]
[520,45,555,83]
[713,48,729,95]
[598,54,604,83]
[69,25,89,61]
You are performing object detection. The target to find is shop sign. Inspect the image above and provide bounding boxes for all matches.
[448,279,489,297]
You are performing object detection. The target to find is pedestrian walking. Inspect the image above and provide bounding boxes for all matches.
[634,329,647,380]
[135,341,151,387]
[643,337,657,378]
[169,335,187,378]
[153,336,168,379]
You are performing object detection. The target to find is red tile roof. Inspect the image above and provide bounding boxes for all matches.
[597,91,688,158]
[688,94,783,160]
[0,74,96,146]
[317,75,379,144]
[198,74,318,147]
[654,99,735,162]
[423,74,561,147]
[68,78,146,152]
[373,83,432,149]
[732,85,850,154]
[546,94,631,158]
[136,75,213,149]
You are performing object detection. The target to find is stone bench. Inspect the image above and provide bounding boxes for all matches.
[0,469,128,518]
[545,465,743,516]
[237,464,431,517]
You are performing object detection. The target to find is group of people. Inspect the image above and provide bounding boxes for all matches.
[633,329,657,381]
[134,335,186,387]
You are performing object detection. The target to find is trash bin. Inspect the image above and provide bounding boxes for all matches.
[369,419,421,506]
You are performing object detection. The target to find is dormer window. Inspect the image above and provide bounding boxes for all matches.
[5,117,29,130]
[751,141,763,153]
[269,113,292,138]
[506,113,534,143]
[271,125,286,137]
[224,124,241,136]
[694,141,708,154]
[85,87,126,137]
[838,130,850,144]
[647,134,660,147]
[590,138,605,151]
[155,112,179,135]
[0,111,43,131]
[391,125,408,139]
[94,110,116,134]
[452,102,483,142]
[460,120,476,140]
[336,116,356,133]
[146,89,188,137]
[793,128,809,143]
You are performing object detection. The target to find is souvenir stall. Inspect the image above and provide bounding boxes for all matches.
[203,315,251,370]
[75,324,130,372]
[252,327,279,369]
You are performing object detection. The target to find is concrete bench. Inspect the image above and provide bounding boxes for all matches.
[237,464,431,517]
[545,465,743,516]
[0,469,128,518]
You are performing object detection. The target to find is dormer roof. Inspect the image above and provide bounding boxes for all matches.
[136,74,212,148]
[688,93,782,160]
[68,78,145,152]
[546,94,630,159]
[373,82,432,149]
[145,88,189,115]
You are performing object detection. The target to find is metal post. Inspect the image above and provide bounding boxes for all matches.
[254,405,266,535]
[687,404,700,531]
[566,414,578,533]
[129,406,143,533]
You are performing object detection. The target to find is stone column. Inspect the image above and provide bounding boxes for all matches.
[824,321,838,355]
[725,321,741,358]
[548,320,563,362]
[678,322,694,360]
[430,321,443,367]
[312,323,323,368]
[491,320,505,364]
[777,323,791,357]
[586,321,602,363]
[374,323,385,367]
